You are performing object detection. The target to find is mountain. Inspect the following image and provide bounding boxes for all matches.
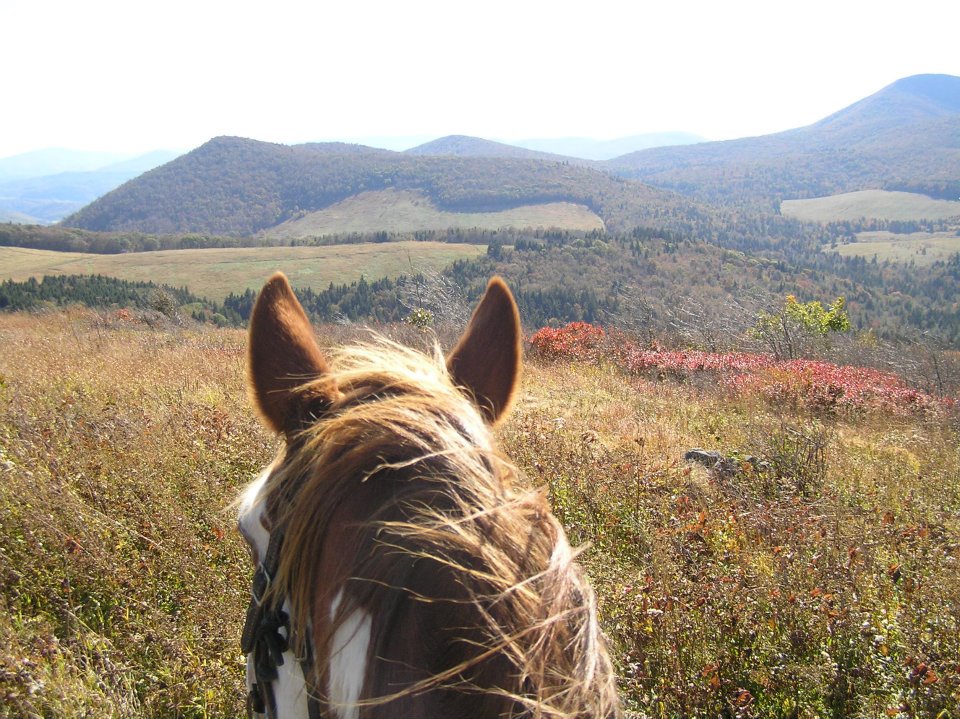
[62,136,706,236]
[513,133,706,161]
[404,135,584,164]
[606,74,960,207]
[0,150,182,224]
[56,75,960,239]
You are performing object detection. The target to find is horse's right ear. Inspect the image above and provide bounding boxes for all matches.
[248,272,335,437]
[447,277,522,424]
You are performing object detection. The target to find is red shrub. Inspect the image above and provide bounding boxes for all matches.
[532,322,953,415]
[530,322,608,363]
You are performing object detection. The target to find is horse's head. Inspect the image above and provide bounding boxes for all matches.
[238,273,619,718]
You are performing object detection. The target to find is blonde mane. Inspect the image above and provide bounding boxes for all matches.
[260,339,620,718]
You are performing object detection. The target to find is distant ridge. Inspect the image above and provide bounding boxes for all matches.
[513,133,706,161]
[0,148,180,180]
[0,149,132,180]
[0,149,182,224]
[607,74,960,206]
[404,135,586,164]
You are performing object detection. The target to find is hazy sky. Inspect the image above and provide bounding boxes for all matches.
[2,0,958,158]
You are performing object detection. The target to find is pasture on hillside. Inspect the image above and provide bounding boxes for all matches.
[780,190,960,223]
[825,231,960,266]
[0,241,486,302]
[263,188,605,239]
[0,312,957,718]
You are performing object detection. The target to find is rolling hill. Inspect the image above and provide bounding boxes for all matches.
[606,74,960,208]
[62,136,707,236]
[59,75,960,240]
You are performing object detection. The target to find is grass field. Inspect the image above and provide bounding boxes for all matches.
[0,241,486,301]
[1,311,957,717]
[263,188,605,239]
[781,190,960,222]
[825,230,960,266]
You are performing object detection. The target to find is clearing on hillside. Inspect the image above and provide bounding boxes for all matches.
[0,241,486,301]
[824,230,960,266]
[262,188,605,239]
[781,190,960,222]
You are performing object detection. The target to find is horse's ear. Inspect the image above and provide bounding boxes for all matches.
[248,272,334,436]
[447,277,522,424]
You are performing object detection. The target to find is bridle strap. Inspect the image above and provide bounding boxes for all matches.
[241,527,321,719]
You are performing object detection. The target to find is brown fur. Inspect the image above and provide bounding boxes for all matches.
[447,277,523,423]
[245,274,620,718]
[247,272,337,436]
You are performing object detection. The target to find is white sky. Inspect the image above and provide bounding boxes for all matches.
[1,0,958,157]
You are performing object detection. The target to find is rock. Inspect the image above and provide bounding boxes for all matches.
[684,449,725,467]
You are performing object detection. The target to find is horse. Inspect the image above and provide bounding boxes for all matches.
[237,272,620,718]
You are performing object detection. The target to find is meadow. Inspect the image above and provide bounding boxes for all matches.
[780,190,960,223]
[826,231,960,266]
[0,241,486,302]
[263,188,604,239]
[0,312,958,718]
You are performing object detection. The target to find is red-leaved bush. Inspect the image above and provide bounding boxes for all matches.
[530,322,955,415]
[726,360,937,413]
[528,322,609,363]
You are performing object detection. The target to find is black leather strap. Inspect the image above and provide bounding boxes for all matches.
[242,527,323,719]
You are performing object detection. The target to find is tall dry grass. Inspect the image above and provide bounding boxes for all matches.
[0,311,270,717]
[1,311,957,717]
[505,362,959,718]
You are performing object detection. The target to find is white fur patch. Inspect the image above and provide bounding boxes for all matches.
[238,468,271,562]
[240,467,311,719]
[328,588,372,719]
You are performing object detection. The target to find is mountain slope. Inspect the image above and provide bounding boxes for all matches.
[607,74,960,207]
[62,136,708,236]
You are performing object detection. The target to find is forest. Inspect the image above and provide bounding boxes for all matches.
[4,226,958,344]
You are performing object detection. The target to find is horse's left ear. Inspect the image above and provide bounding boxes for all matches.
[447,277,522,424]
[248,272,336,437]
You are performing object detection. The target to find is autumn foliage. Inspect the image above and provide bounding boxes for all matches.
[530,322,954,414]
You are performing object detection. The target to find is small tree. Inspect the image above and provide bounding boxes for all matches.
[404,307,434,329]
[752,295,850,360]
[148,288,179,319]
[397,269,469,343]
